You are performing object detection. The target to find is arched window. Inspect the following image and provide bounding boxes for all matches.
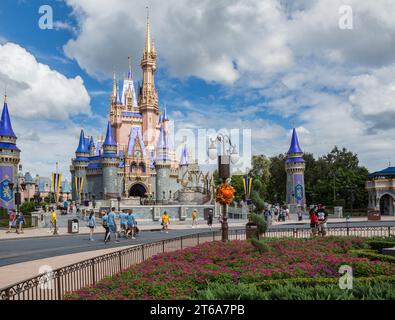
[139,162,146,173]
[131,162,137,173]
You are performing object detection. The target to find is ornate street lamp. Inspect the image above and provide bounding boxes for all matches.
[208,133,239,241]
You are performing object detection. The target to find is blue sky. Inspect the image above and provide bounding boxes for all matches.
[0,0,394,178]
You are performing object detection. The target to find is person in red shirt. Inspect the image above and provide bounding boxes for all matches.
[309,207,319,237]
[7,209,16,233]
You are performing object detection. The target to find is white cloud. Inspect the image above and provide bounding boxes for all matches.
[0,42,91,120]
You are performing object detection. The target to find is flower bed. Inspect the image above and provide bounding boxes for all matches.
[65,237,395,300]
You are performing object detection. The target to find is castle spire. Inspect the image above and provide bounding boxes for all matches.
[116,80,122,105]
[128,56,133,79]
[76,130,86,153]
[0,95,16,138]
[145,6,151,54]
[180,144,188,166]
[112,72,117,97]
[162,104,168,121]
[287,128,303,154]
[103,121,116,146]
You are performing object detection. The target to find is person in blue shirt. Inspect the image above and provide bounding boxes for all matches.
[126,209,136,239]
[88,210,96,241]
[106,207,119,243]
[119,210,128,238]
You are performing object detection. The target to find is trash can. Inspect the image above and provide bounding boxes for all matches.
[68,219,79,234]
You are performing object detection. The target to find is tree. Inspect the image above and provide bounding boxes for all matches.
[251,179,265,213]
[248,155,271,192]
[266,154,287,204]
[230,175,244,204]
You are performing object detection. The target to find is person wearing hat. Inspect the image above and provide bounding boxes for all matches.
[7,209,16,233]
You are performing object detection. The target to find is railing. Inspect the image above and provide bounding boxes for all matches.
[1,225,394,300]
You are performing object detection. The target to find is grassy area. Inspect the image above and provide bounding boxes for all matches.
[65,237,395,300]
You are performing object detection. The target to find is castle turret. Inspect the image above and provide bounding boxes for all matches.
[0,95,21,210]
[71,129,89,201]
[155,125,171,202]
[140,8,159,151]
[101,121,120,199]
[285,128,306,213]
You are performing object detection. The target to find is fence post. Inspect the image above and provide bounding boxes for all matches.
[142,246,145,262]
[213,231,215,242]
[197,233,200,245]
[91,261,95,285]
[347,227,349,236]
[181,237,183,249]
[57,274,62,300]
[389,227,391,237]
[293,228,297,238]
[162,241,165,253]
[119,252,122,272]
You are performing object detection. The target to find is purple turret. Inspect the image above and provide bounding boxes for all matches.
[0,99,16,138]
[162,104,169,121]
[76,130,87,153]
[287,128,303,154]
[103,122,116,147]
[157,124,168,149]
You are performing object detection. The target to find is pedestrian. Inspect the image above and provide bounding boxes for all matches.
[119,210,128,238]
[16,211,25,234]
[106,207,119,243]
[309,207,319,237]
[285,206,290,220]
[64,200,69,215]
[264,207,272,226]
[191,209,198,228]
[7,209,16,233]
[207,210,213,229]
[102,211,110,243]
[297,206,303,221]
[50,207,58,235]
[126,209,136,239]
[88,210,96,241]
[317,204,328,237]
[161,211,169,233]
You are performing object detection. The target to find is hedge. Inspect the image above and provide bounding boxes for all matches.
[349,249,395,263]
[366,240,395,253]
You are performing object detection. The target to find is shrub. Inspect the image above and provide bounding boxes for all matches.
[196,282,267,300]
[367,240,395,253]
[350,249,395,263]
[250,213,267,235]
[250,238,270,253]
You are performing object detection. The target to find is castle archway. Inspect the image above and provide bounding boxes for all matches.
[379,194,394,215]
[129,183,147,198]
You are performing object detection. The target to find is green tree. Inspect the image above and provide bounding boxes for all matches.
[230,175,244,204]
[266,154,287,204]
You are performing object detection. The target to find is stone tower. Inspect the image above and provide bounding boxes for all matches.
[71,129,89,202]
[155,125,171,202]
[0,95,20,210]
[139,9,159,152]
[285,128,306,213]
[101,121,120,199]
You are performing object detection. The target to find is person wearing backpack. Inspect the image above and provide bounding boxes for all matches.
[16,212,25,234]
[88,210,96,241]
[102,211,110,243]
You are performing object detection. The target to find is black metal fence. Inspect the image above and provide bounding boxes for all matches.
[1,225,394,300]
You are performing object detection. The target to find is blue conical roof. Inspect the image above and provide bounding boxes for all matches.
[287,128,303,154]
[76,129,87,153]
[103,122,116,146]
[0,101,16,138]
[157,125,168,149]
[180,144,188,166]
[162,105,169,121]
[89,136,95,148]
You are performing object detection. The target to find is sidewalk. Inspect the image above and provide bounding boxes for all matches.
[0,220,245,240]
[0,244,139,289]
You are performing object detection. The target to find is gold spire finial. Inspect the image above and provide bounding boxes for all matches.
[4,84,7,103]
[145,6,151,54]
[112,72,117,97]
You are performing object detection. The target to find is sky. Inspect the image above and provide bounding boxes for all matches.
[0,0,394,179]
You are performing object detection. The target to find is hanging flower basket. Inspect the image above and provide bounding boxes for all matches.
[215,183,235,205]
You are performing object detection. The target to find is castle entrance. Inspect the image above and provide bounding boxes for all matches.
[129,183,147,198]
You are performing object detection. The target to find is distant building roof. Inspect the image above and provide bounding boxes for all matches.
[369,167,395,178]
[287,128,303,154]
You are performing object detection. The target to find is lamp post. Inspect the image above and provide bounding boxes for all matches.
[162,191,165,204]
[208,134,239,241]
[117,195,121,212]
[92,195,96,209]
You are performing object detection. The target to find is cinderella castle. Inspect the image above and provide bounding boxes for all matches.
[70,13,209,204]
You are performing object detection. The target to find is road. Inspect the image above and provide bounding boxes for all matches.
[0,219,394,267]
